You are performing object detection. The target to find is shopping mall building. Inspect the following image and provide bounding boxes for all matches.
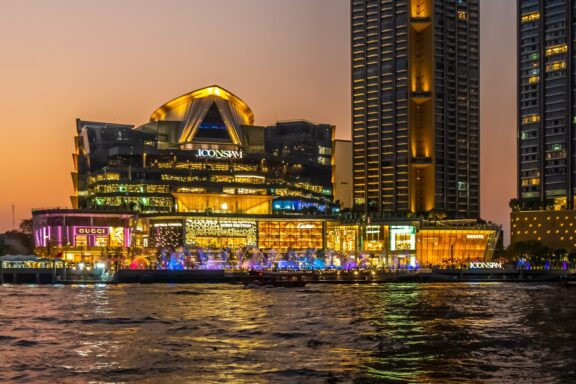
[33,86,500,267]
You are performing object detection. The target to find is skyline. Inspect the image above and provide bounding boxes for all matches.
[0,0,515,241]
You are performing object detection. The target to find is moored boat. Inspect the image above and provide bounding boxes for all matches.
[243,271,308,288]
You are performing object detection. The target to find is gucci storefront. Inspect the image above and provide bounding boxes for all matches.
[32,210,133,263]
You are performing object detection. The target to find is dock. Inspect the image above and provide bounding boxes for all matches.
[1,266,575,285]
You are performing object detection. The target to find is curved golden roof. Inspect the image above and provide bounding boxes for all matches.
[150,85,254,125]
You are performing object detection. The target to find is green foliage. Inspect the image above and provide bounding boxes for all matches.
[509,198,555,212]
[509,198,521,212]
[19,219,33,234]
[507,240,551,264]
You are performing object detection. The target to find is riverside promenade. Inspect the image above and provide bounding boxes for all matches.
[116,268,576,284]
[1,265,575,284]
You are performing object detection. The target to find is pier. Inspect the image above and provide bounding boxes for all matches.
[1,263,575,285]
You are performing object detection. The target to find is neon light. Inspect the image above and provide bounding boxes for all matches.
[366,225,380,234]
[469,262,502,269]
[75,227,109,235]
[196,149,243,159]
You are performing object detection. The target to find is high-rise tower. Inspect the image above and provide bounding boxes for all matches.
[351,0,480,218]
[517,0,574,209]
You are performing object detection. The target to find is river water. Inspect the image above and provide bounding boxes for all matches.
[0,283,574,384]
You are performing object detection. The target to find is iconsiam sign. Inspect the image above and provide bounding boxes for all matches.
[469,262,502,269]
[195,149,243,159]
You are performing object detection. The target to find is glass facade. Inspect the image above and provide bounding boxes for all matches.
[31,212,133,263]
[326,224,359,253]
[417,229,496,266]
[33,210,498,266]
[258,221,324,250]
[73,86,335,216]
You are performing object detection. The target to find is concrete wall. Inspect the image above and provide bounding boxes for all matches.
[334,140,352,209]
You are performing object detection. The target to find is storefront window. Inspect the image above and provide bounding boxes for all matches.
[326,224,358,253]
[417,229,495,266]
[185,219,257,248]
[258,221,323,249]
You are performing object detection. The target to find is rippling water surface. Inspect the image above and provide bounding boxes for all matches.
[0,283,575,383]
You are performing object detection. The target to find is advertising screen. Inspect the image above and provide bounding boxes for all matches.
[390,226,416,251]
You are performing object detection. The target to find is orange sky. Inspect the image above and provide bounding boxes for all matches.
[0,0,516,242]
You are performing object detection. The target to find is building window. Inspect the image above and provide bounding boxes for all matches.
[545,44,568,56]
[521,114,541,124]
[545,61,566,72]
[521,12,540,23]
[521,178,540,187]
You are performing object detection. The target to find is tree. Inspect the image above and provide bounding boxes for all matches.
[427,209,447,220]
[509,198,521,212]
[507,240,551,264]
[19,219,33,234]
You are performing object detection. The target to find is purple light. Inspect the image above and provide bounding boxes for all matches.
[124,228,131,247]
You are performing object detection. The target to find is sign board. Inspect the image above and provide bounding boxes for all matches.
[469,262,502,269]
[297,223,316,229]
[152,223,183,227]
[75,227,109,236]
[196,149,243,159]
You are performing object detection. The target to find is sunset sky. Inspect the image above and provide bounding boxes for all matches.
[0,0,516,241]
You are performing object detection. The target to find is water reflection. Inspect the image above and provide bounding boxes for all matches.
[0,283,575,383]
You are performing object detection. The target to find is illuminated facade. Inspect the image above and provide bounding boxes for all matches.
[351,0,480,218]
[512,1,576,250]
[511,211,576,252]
[32,209,498,266]
[139,215,328,251]
[33,84,499,266]
[72,86,335,215]
[517,0,575,206]
[32,211,133,263]
[327,219,498,266]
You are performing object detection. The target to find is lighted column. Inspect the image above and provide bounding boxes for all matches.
[409,0,435,214]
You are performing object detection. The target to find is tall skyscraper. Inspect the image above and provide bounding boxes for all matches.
[511,0,576,251]
[351,0,480,218]
[517,0,573,209]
